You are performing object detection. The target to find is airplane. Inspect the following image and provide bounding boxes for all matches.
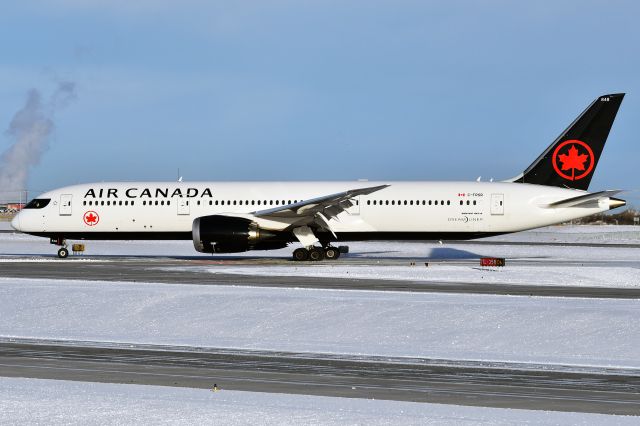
[11,93,626,260]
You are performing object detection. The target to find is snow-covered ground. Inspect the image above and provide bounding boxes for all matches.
[1,225,639,422]
[189,263,640,288]
[1,225,639,261]
[2,277,639,368]
[485,225,640,244]
[1,377,636,425]
[5,227,639,288]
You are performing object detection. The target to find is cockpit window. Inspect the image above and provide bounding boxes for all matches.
[24,198,51,209]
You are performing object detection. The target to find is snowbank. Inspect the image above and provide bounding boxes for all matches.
[0,377,636,425]
[1,278,639,368]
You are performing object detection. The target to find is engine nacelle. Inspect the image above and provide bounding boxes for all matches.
[192,215,287,253]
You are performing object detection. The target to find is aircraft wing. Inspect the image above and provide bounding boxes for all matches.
[252,184,389,224]
[546,190,624,208]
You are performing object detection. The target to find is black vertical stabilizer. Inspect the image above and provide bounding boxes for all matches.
[513,93,624,191]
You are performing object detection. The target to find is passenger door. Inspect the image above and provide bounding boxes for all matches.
[59,194,73,216]
[177,198,190,215]
[490,193,504,215]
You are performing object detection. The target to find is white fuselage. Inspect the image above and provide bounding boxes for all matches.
[12,181,612,242]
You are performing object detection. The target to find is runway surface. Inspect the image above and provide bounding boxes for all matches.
[0,338,638,415]
[2,234,639,415]
[1,256,639,298]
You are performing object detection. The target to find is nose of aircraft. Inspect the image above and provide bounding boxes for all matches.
[10,213,21,231]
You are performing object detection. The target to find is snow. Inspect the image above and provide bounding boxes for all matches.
[1,226,639,420]
[191,263,640,288]
[0,377,636,425]
[1,225,639,262]
[486,225,640,244]
[1,277,639,368]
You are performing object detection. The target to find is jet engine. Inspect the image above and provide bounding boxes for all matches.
[192,215,288,253]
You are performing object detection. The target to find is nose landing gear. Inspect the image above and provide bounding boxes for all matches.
[50,237,69,259]
[57,247,69,259]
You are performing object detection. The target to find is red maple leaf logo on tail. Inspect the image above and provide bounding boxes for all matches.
[558,145,588,179]
[552,140,594,181]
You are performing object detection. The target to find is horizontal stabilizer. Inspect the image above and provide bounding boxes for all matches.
[546,190,623,208]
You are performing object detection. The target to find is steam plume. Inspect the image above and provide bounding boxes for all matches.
[0,82,76,202]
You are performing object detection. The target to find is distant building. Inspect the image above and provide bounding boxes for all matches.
[5,203,25,212]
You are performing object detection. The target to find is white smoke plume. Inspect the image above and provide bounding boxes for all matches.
[0,81,76,203]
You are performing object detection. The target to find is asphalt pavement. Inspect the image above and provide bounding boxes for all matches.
[1,256,639,298]
[1,338,638,415]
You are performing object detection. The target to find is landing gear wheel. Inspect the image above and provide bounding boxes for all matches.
[308,247,325,261]
[324,247,340,260]
[293,248,309,261]
[57,247,69,259]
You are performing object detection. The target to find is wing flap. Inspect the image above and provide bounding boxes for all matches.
[253,184,389,219]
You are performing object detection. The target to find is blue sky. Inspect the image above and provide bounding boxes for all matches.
[1,1,639,205]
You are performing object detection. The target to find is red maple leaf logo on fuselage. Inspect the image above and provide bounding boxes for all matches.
[83,211,100,226]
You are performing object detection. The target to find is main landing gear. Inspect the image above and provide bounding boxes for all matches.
[292,246,344,262]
